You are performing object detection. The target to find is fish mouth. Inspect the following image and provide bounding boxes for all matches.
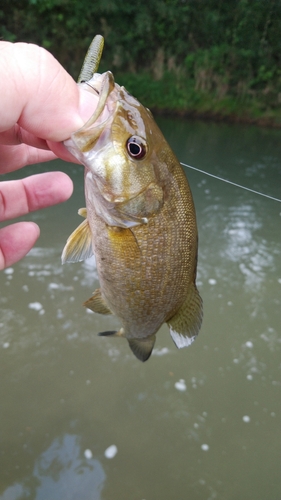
[81,71,115,130]
[69,71,118,154]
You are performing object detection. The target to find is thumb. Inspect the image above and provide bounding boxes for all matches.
[0,42,97,142]
[47,84,99,162]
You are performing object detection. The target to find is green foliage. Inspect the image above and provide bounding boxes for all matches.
[1,0,281,124]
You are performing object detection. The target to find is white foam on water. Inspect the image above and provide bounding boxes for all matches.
[104,444,118,459]
[201,444,209,451]
[242,415,251,423]
[48,283,60,290]
[84,449,93,459]
[4,268,14,275]
[245,341,254,348]
[152,347,169,356]
[208,278,217,285]
[175,379,187,392]
[28,302,43,311]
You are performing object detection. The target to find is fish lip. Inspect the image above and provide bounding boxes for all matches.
[65,72,119,158]
[84,81,100,95]
[79,71,116,130]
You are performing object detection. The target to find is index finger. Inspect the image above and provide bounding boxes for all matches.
[0,171,73,221]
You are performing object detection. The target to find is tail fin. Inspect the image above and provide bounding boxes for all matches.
[167,283,203,349]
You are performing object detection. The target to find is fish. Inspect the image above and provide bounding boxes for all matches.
[62,35,203,362]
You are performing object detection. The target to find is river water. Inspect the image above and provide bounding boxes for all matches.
[0,118,280,500]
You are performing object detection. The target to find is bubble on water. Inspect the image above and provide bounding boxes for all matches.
[28,302,43,311]
[278,278,281,284]
[175,379,187,391]
[201,444,209,451]
[104,445,118,459]
[233,358,239,364]
[4,267,14,275]
[48,282,60,290]
[22,285,29,292]
[67,332,78,341]
[153,347,169,356]
[3,342,10,349]
[227,301,233,306]
[84,449,93,459]
[208,278,217,285]
[57,309,64,319]
[247,374,253,380]
[242,415,251,423]
[245,341,253,348]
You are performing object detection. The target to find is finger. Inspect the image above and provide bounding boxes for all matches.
[0,171,73,221]
[47,140,82,164]
[0,144,56,172]
[0,124,49,149]
[0,42,98,142]
[0,221,40,269]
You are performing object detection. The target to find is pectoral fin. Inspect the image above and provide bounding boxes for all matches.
[61,208,93,264]
[78,207,87,218]
[84,288,112,315]
[167,283,203,349]
[127,335,156,362]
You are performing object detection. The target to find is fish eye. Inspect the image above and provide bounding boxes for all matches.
[126,136,146,160]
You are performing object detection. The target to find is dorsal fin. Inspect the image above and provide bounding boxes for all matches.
[61,209,93,263]
[167,283,203,349]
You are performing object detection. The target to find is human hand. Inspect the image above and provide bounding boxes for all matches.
[0,42,98,269]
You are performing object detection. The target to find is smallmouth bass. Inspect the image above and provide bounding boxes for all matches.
[62,36,203,361]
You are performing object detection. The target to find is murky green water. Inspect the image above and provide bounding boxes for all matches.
[0,118,280,500]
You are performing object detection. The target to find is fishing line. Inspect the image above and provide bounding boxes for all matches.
[180,161,281,203]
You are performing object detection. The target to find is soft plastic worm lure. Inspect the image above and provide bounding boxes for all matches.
[78,34,104,83]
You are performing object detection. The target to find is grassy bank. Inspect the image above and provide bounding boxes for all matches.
[2,0,281,128]
[117,72,281,128]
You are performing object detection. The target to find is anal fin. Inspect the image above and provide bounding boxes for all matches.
[167,283,203,349]
[127,335,156,362]
[84,288,113,315]
[98,328,156,362]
